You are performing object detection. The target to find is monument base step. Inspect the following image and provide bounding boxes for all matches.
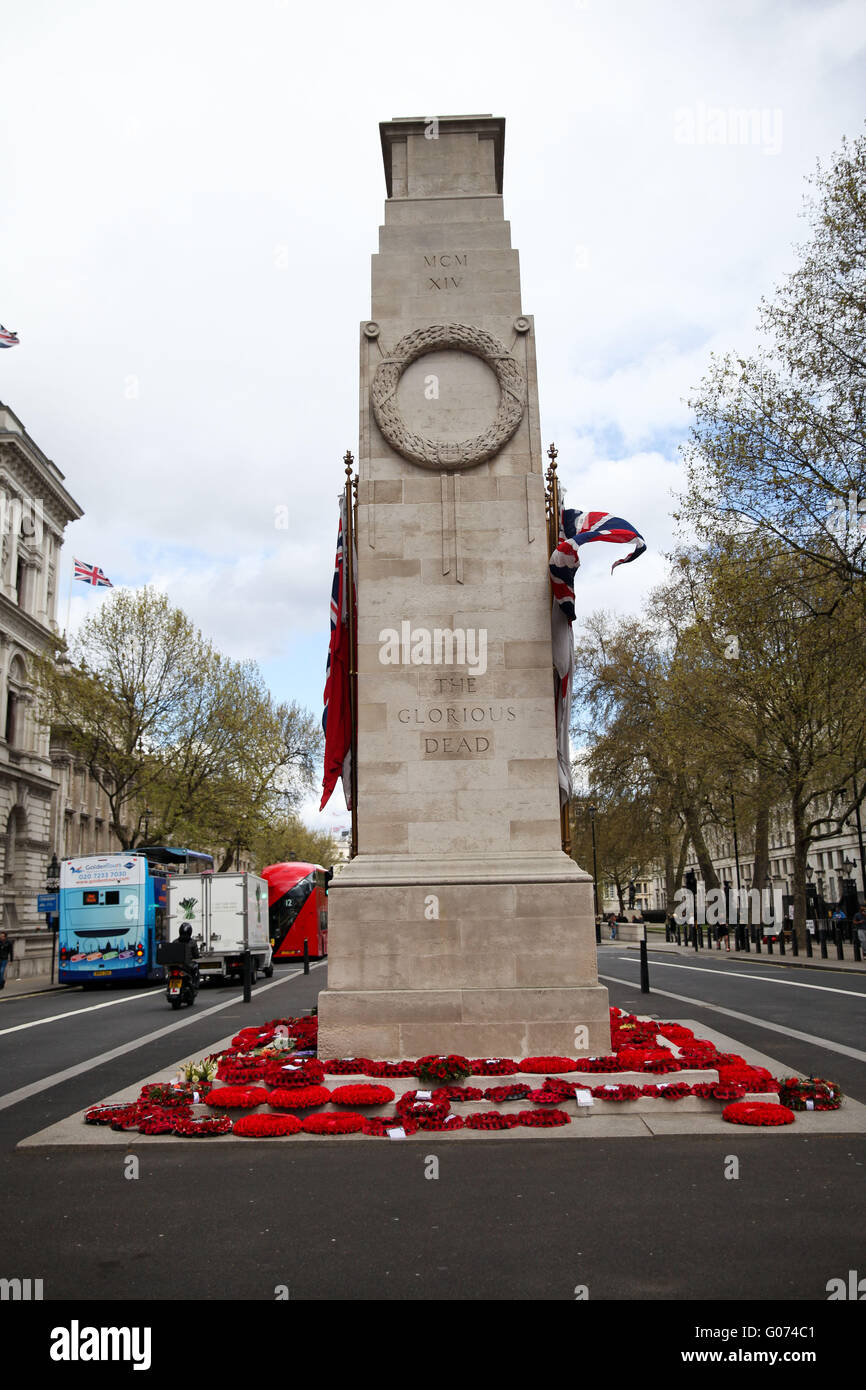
[316,984,611,1059]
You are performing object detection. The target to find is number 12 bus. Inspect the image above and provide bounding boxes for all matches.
[58,848,214,985]
[262,861,329,961]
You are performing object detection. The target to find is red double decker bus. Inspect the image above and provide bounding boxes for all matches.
[262,862,329,961]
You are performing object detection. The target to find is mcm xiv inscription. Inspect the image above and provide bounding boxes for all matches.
[424,253,467,291]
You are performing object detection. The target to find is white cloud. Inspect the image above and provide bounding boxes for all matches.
[2,0,863,819]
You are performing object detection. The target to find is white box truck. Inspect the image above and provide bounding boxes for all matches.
[168,872,273,983]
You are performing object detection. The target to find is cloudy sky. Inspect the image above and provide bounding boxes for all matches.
[2,0,864,837]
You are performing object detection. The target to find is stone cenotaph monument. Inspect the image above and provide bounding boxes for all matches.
[317,115,610,1059]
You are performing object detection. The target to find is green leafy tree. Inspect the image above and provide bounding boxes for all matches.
[570,792,661,917]
[680,129,866,599]
[36,587,322,863]
[654,540,866,945]
[250,815,339,873]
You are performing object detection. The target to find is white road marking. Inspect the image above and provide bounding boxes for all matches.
[0,989,154,1037]
[0,964,326,1113]
[599,974,866,1064]
[615,957,866,998]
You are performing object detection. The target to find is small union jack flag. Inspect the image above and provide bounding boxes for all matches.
[549,509,645,622]
[0,325,20,349]
[74,559,113,588]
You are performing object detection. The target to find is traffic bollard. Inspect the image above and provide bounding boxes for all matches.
[791,929,798,957]
[836,928,844,961]
[805,931,813,958]
[639,937,650,994]
[820,928,828,959]
[242,949,252,1004]
[303,939,310,975]
[779,931,785,956]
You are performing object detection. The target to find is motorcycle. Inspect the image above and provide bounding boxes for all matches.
[166,960,199,1010]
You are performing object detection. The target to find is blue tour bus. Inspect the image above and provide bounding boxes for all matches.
[58,847,214,985]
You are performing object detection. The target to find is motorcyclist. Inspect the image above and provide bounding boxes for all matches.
[178,922,200,986]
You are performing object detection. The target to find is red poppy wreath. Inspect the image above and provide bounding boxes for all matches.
[174,1116,233,1137]
[267,1085,332,1109]
[463,1111,520,1130]
[722,1102,795,1127]
[233,1114,303,1137]
[302,1112,366,1135]
[204,1086,268,1109]
[328,1084,395,1107]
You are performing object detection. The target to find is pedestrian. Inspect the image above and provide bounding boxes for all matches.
[717,919,731,952]
[608,913,618,941]
[0,931,13,988]
[853,906,866,954]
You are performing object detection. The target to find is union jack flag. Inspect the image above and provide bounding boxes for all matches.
[320,497,355,811]
[0,325,20,349]
[74,559,113,588]
[549,507,645,803]
[549,509,646,622]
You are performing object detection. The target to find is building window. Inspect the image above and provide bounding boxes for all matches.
[4,692,16,746]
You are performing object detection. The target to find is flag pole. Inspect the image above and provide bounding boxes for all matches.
[343,449,359,859]
[546,443,572,857]
[63,556,74,643]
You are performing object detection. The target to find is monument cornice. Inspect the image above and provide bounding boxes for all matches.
[380,115,505,197]
[337,853,590,887]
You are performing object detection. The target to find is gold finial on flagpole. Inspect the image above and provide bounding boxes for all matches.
[545,442,559,527]
[344,448,354,479]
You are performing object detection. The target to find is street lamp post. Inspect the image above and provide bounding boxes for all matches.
[729,785,745,950]
[853,778,866,907]
[842,856,857,939]
[805,864,816,958]
[588,804,600,945]
[46,852,60,984]
[764,873,774,952]
[840,779,866,909]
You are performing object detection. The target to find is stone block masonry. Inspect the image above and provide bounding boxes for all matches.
[317,116,608,1058]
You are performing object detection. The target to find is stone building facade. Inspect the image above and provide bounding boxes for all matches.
[599,794,866,918]
[0,402,84,976]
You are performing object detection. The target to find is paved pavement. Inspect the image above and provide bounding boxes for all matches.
[1,958,864,1316]
[613,933,866,972]
[0,974,70,998]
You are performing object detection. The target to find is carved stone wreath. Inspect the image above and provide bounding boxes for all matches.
[370,322,527,471]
